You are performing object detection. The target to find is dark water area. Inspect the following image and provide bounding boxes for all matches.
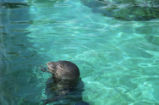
[81,0,159,21]
[0,0,44,105]
[0,1,89,105]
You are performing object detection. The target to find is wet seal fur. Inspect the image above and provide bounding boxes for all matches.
[41,61,89,105]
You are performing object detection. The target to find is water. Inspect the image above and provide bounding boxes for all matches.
[1,0,159,105]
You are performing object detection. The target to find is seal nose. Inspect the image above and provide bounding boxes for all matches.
[47,62,55,66]
[47,62,56,70]
[47,62,52,69]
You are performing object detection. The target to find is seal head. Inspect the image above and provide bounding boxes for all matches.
[47,61,80,82]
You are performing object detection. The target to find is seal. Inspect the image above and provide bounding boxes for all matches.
[41,60,89,105]
[47,61,80,83]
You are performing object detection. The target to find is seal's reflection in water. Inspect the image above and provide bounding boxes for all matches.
[42,61,89,105]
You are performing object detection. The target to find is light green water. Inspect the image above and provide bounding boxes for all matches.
[1,0,159,105]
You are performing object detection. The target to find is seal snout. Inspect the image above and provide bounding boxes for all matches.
[47,62,56,73]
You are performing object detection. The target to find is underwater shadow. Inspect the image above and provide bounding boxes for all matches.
[43,77,89,105]
[0,0,44,105]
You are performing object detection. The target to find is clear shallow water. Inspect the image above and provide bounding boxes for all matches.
[1,0,159,105]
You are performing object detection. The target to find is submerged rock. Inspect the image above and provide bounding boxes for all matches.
[81,0,159,21]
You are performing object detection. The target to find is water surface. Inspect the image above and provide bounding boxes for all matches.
[1,0,159,105]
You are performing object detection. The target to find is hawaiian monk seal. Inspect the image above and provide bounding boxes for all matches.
[47,61,80,83]
[41,61,89,105]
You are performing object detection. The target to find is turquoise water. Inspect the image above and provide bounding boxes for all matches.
[1,0,159,105]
